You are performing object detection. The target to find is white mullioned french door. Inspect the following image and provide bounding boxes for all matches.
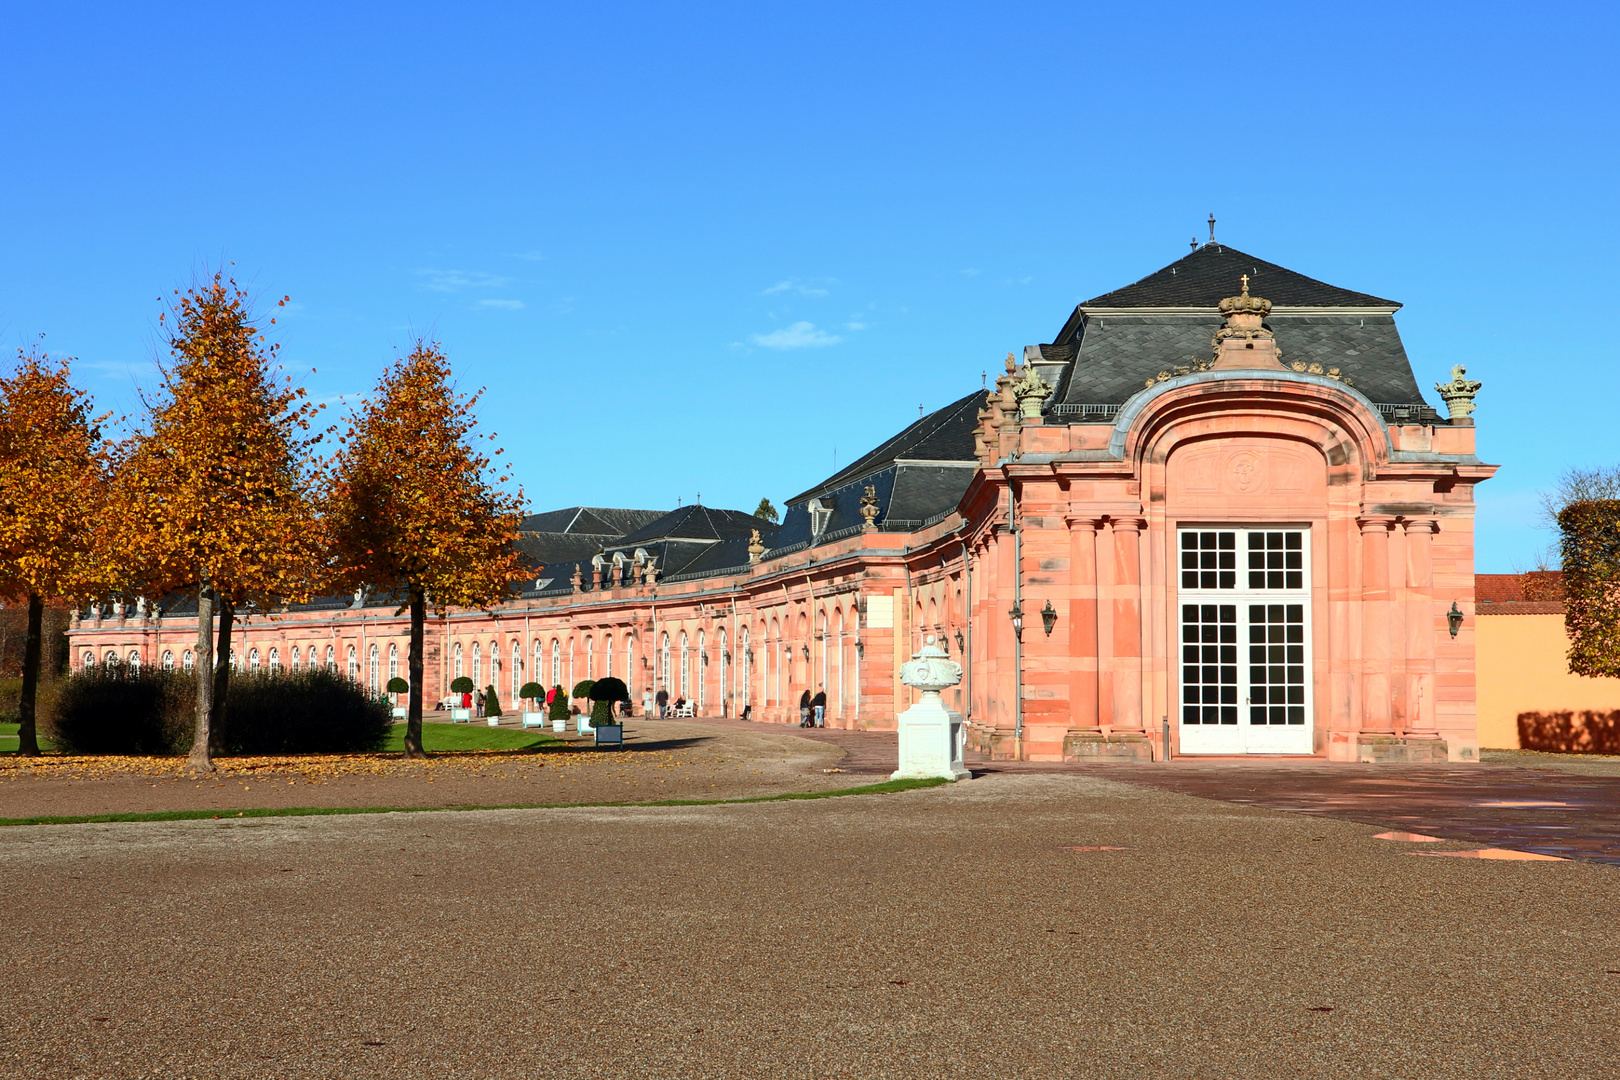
[1177,527,1313,755]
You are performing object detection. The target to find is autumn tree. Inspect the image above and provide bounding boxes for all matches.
[324,340,524,757]
[0,347,115,755]
[120,273,324,771]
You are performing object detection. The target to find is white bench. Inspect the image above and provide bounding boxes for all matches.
[674,701,695,717]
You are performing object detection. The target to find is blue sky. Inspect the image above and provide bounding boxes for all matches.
[2,2,1614,571]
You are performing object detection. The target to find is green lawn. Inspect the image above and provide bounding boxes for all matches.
[381,721,560,754]
[0,721,56,753]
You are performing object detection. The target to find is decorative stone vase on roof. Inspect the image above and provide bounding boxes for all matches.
[747,529,765,564]
[1013,364,1052,421]
[1434,365,1482,421]
[859,486,881,531]
[1210,275,1286,371]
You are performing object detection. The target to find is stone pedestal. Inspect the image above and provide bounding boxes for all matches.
[891,638,971,781]
[1062,731,1154,762]
[1353,734,1450,764]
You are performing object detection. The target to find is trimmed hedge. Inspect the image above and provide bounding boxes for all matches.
[49,665,392,756]
[484,685,502,717]
[548,685,569,721]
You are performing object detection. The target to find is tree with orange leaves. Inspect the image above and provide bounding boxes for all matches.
[324,339,524,757]
[0,346,115,756]
[120,272,325,771]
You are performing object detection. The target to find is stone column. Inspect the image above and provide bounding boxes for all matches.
[1111,517,1146,731]
[1358,516,1397,734]
[1095,519,1116,727]
[1066,517,1103,733]
[1403,517,1439,734]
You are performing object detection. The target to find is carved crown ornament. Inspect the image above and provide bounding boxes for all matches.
[858,486,881,531]
[1434,364,1482,420]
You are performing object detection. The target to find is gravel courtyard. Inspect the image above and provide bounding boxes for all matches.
[4,769,1616,1079]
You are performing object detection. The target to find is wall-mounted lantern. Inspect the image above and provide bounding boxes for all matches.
[954,629,965,655]
[1009,602,1024,642]
[1447,601,1464,639]
[801,644,811,661]
[855,639,864,658]
[745,648,755,664]
[1041,600,1058,638]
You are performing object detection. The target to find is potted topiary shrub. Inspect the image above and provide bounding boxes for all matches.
[519,681,544,727]
[484,684,503,726]
[450,676,474,722]
[589,676,629,748]
[386,676,409,719]
[547,683,568,733]
[572,679,596,735]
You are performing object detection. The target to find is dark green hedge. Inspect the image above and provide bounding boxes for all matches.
[50,665,392,755]
[1559,500,1620,677]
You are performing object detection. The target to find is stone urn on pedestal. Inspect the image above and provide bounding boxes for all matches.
[891,636,971,781]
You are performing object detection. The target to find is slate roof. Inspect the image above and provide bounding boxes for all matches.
[1080,243,1399,310]
[1049,244,1432,413]
[788,391,983,505]
[518,507,665,535]
[612,504,776,548]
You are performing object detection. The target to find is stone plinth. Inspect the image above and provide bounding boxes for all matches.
[892,639,971,781]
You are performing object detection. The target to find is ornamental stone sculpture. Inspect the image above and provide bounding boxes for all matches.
[890,636,971,782]
[1435,365,1482,421]
[1012,364,1052,420]
[748,529,765,564]
[1210,275,1286,371]
[859,486,881,531]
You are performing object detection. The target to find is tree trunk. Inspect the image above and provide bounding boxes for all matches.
[211,597,235,755]
[190,585,215,772]
[405,586,426,758]
[15,593,44,756]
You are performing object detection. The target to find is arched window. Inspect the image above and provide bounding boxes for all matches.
[603,634,614,679]
[489,640,500,689]
[248,647,261,674]
[717,629,727,714]
[290,645,301,670]
[325,644,336,671]
[128,650,141,670]
[586,636,594,680]
[679,631,689,698]
[739,627,750,707]
[388,643,399,683]
[104,649,118,666]
[550,639,561,686]
[696,630,706,711]
[182,650,194,673]
[83,650,95,669]
[660,633,671,690]
[511,640,521,700]
[268,646,280,672]
[230,648,241,672]
[534,638,544,690]
[161,650,175,671]
[453,642,464,681]
[368,644,380,693]
[347,645,359,681]
[472,642,482,686]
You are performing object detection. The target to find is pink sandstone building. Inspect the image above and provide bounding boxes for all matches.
[66,240,1495,762]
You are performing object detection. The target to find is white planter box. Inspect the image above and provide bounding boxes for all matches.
[451,708,472,722]
[391,706,407,719]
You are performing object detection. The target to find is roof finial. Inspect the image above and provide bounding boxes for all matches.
[1207,213,1216,244]
[1240,273,1249,296]
[1190,237,1198,251]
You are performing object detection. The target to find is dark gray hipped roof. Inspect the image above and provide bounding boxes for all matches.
[1080,243,1399,310]
[612,504,777,548]
[519,507,665,535]
[788,390,982,506]
[1050,245,1432,414]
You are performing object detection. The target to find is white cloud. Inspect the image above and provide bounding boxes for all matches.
[958,268,981,278]
[417,269,512,293]
[762,278,831,298]
[511,250,546,261]
[478,299,525,310]
[749,321,842,349]
[844,320,868,331]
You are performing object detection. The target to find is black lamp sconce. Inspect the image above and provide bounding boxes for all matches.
[954,629,965,655]
[1041,600,1058,637]
[1009,602,1024,642]
[1447,602,1464,639]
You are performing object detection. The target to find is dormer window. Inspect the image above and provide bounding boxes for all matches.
[810,498,834,538]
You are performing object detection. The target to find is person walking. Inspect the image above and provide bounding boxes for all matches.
[799,689,812,727]
[656,687,669,718]
[475,689,485,718]
[642,688,654,717]
[811,686,827,727]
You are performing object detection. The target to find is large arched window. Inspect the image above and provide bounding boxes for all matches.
[471,642,482,686]
[511,639,521,700]
[347,645,359,681]
[388,643,399,683]
[534,638,545,690]
[161,649,175,671]
[660,633,671,690]
[717,629,727,714]
[603,634,614,679]
[586,636,594,680]
[489,640,500,690]
[248,648,261,674]
[368,644,380,693]
[696,630,706,711]
[678,631,689,697]
[453,642,464,682]
[550,639,561,686]
[182,650,195,673]
[128,650,142,670]
[325,644,336,671]
[269,646,281,672]
[290,645,301,671]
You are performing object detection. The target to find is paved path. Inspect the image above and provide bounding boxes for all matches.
[672,716,1620,866]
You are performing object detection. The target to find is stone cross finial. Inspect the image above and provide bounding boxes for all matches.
[1239,273,1249,295]
[747,529,765,564]
[859,486,881,531]
[1434,365,1483,421]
